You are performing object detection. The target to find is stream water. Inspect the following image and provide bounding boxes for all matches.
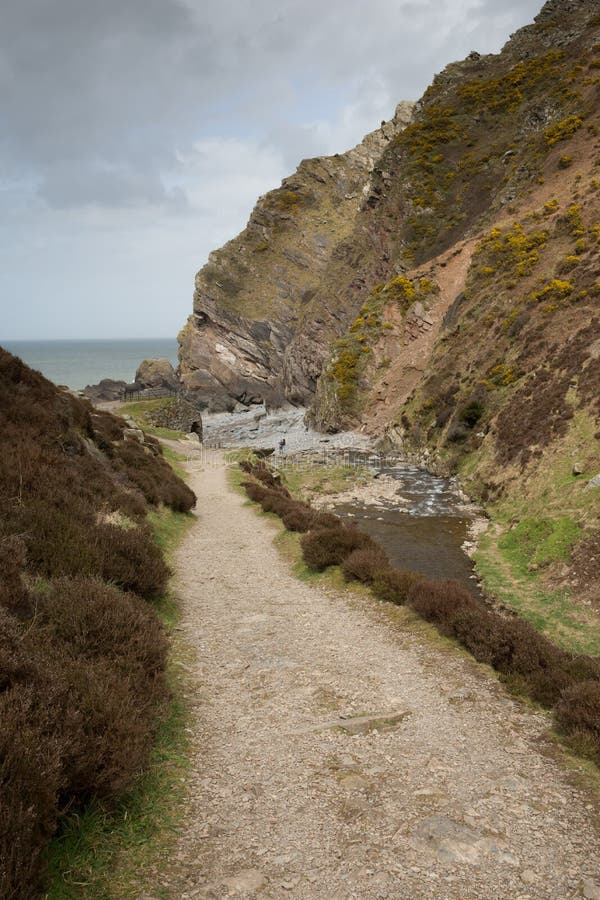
[292,451,481,595]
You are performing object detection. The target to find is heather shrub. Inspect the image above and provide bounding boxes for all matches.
[243,460,290,494]
[448,605,504,665]
[18,504,169,600]
[313,511,342,530]
[0,536,32,619]
[408,578,478,626]
[0,685,63,900]
[280,502,318,532]
[96,523,170,599]
[57,655,164,801]
[38,578,168,689]
[113,439,196,512]
[565,655,600,683]
[342,545,389,584]
[0,349,177,894]
[0,608,40,692]
[555,680,600,752]
[242,479,271,503]
[260,491,296,517]
[499,618,563,674]
[301,526,372,571]
[525,666,573,708]
[372,567,423,604]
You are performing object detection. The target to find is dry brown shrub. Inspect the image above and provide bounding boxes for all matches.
[38,578,168,687]
[280,503,318,532]
[243,460,290,495]
[313,511,343,530]
[0,685,63,900]
[0,350,175,894]
[408,578,478,624]
[0,536,32,619]
[57,656,164,802]
[259,492,295,517]
[96,523,171,599]
[342,545,389,584]
[555,680,600,749]
[112,439,196,512]
[372,567,423,604]
[242,480,271,502]
[300,526,372,571]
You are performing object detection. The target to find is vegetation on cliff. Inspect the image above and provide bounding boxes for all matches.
[0,349,196,897]
[301,0,600,629]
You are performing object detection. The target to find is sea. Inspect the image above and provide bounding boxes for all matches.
[1,339,179,391]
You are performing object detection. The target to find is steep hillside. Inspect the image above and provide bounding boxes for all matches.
[311,0,600,428]
[306,0,600,624]
[0,349,195,897]
[178,102,413,410]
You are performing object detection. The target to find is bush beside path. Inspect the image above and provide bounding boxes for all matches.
[158,453,600,899]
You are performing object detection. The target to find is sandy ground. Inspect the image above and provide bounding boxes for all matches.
[153,451,600,900]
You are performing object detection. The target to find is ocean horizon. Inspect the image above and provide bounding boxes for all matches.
[2,338,179,391]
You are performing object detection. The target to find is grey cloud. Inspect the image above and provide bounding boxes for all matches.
[1,0,544,204]
[0,0,546,340]
[38,163,190,210]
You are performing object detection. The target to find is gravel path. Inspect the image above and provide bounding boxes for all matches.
[161,452,600,899]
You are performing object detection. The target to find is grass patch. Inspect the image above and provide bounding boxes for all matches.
[498,516,582,572]
[148,506,195,560]
[472,410,600,654]
[475,532,600,655]
[44,677,190,900]
[282,463,371,500]
[120,400,185,440]
[161,446,188,481]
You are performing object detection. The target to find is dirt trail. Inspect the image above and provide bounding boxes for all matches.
[159,453,600,899]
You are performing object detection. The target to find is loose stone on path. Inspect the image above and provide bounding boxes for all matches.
[158,451,600,899]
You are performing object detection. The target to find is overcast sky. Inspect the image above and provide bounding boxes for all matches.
[0,0,544,340]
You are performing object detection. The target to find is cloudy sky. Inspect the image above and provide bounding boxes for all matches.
[1,0,543,341]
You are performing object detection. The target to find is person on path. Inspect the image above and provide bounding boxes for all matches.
[279,437,286,455]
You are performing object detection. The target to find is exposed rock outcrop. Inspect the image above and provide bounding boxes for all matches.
[177,102,414,409]
[178,0,599,492]
[135,358,179,392]
[82,378,127,402]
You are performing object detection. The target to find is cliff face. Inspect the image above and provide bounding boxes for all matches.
[301,0,600,616]
[177,102,414,410]
[177,0,599,612]
[310,0,600,431]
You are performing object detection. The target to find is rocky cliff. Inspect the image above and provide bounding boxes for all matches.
[178,0,599,615]
[177,102,414,410]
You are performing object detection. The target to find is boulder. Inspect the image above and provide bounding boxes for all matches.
[585,474,600,491]
[135,358,179,392]
[82,379,127,402]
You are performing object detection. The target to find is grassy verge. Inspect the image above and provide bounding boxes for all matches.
[149,505,195,559]
[471,411,600,655]
[44,679,190,899]
[120,399,185,440]
[475,531,600,656]
[44,494,196,897]
[281,462,371,501]
[161,446,188,481]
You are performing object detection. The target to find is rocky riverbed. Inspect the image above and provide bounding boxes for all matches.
[202,405,372,453]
